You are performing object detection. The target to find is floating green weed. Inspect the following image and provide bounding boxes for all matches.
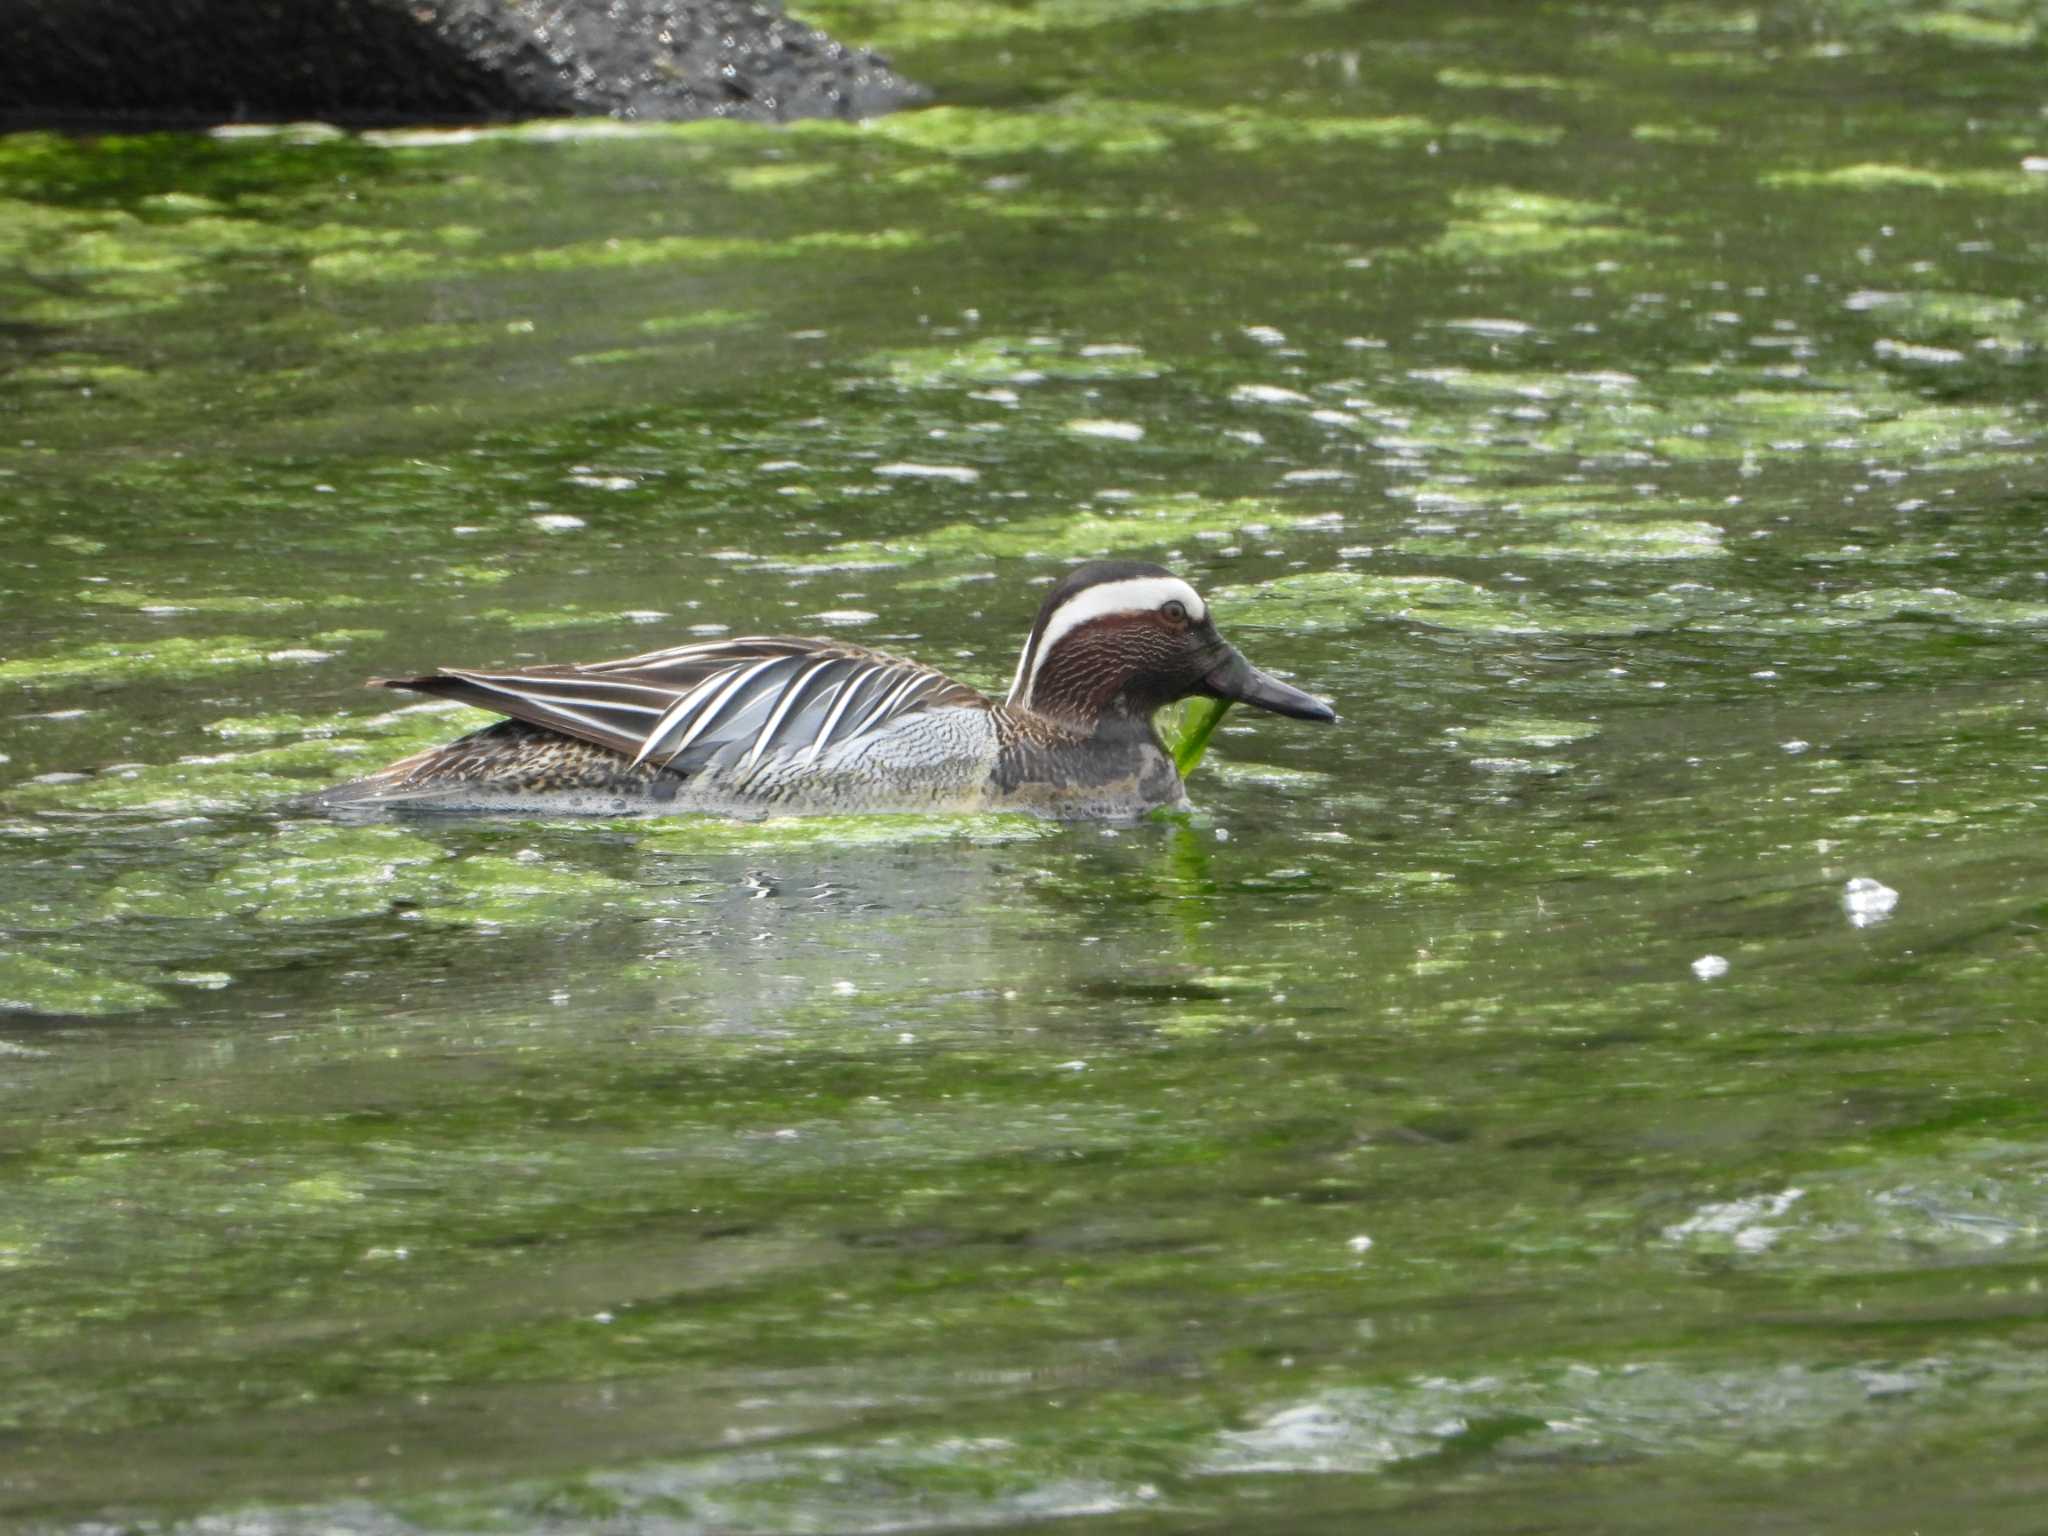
[1821,586,2048,629]
[860,335,1161,389]
[1163,695,1234,776]
[1894,11,2038,47]
[492,228,927,275]
[851,97,1503,163]
[1761,163,2046,196]
[822,495,1282,567]
[78,586,358,615]
[724,163,835,192]
[0,630,381,688]
[14,358,153,388]
[1210,111,1437,151]
[797,0,1358,52]
[304,247,445,282]
[0,951,167,1018]
[640,307,761,335]
[1436,67,1580,93]
[567,346,669,368]
[1503,519,1728,561]
[1425,185,1671,265]
[868,103,1173,159]
[9,706,485,813]
[1214,571,1584,636]
[1448,718,1601,749]
[1631,120,1723,144]
[1445,118,1568,146]
[2,193,464,322]
[639,814,1058,852]
[94,822,625,927]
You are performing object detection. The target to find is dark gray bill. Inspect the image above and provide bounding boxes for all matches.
[1203,648,1336,722]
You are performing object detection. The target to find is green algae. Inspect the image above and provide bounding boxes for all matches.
[439,563,514,586]
[723,162,835,192]
[1761,163,2047,196]
[1448,717,1602,750]
[303,246,448,282]
[0,630,382,688]
[822,494,1284,567]
[79,586,363,615]
[639,813,1059,852]
[0,952,168,1018]
[412,849,638,926]
[8,706,487,814]
[567,345,671,368]
[848,96,1515,163]
[1819,586,2048,629]
[1209,110,1437,151]
[294,222,928,289]
[798,0,1357,52]
[204,711,352,743]
[860,334,1162,389]
[1501,518,1729,561]
[91,822,629,929]
[1213,571,1616,637]
[96,824,444,925]
[1848,291,2046,349]
[488,228,929,275]
[867,102,1175,159]
[1632,120,1724,145]
[639,307,760,335]
[14,358,154,388]
[1897,10,2038,46]
[7,2,2048,1530]
[1436,67,1581,94]
[1427,186,1673,265]
[0,182,455,323]
[473,606,665,632]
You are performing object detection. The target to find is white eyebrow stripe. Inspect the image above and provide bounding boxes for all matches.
[1009,575,1206,708]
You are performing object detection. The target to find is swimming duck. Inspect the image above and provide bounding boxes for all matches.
[314,559,1334,818]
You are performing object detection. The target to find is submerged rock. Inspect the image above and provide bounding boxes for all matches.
[0,0,925,128]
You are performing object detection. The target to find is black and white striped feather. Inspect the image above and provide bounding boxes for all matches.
[374,637,990,778]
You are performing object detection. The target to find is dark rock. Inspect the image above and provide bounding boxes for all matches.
[0,0,926,129]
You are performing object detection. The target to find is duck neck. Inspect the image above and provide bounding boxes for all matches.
[1008,693,1168,760]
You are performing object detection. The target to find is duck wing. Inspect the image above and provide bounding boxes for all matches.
[373,636,992,775]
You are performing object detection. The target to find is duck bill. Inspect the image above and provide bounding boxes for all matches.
[1202,648,1336,722]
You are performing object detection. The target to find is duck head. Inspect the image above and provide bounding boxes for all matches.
[1005,559,1336,732]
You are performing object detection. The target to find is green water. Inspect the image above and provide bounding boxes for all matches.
[4,0,2047,1529]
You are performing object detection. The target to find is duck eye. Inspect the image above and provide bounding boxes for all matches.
[1161,599,1188,623]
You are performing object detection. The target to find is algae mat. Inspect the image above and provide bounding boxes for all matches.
[3,0,2047,1531]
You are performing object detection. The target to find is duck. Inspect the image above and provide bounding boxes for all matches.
[312,558,1335,819]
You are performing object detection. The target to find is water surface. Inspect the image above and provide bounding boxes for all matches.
[4,0,2047,1530]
